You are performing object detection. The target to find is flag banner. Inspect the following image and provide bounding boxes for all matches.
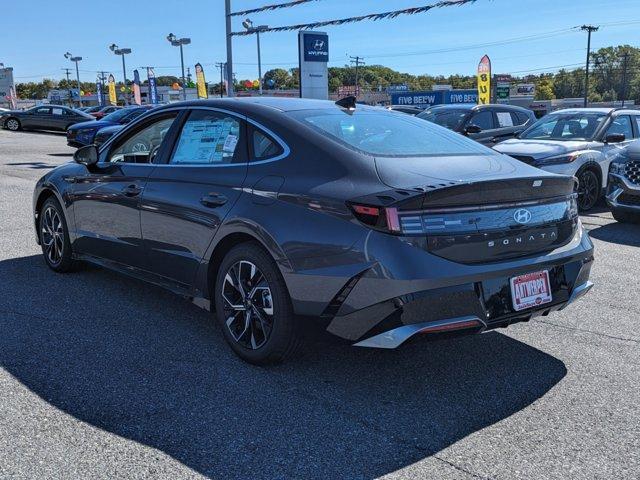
[195,63,208,99]
[133,70,142,105]
[477,55,491,105]
[229,0,319,17]
[8,86,17,109]
[96,81,104,106]
[108,74,117,105]
[147,68,159,104]
[231,0,477,35]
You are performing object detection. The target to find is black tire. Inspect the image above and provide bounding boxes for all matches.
[38,197,78,272]
[5,117,21,131]
[214,242,302,365]
[612,209,640,224]
[576,168,600,212]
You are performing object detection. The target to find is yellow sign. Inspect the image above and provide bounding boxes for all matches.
[477,55,491,105]
[195,63,208,99]
[108,74,117,105]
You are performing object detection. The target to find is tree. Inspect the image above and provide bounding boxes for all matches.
[535,76,555,100]
[263,68,291,89]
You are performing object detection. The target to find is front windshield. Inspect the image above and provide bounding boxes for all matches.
[418,109,467,130]
[520,112,606,141]
[102,108,137,123]
[289,109,493,157]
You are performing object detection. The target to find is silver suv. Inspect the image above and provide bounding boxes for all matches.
[494,108,640,211]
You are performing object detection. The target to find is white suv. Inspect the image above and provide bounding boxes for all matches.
[494,108,640,211]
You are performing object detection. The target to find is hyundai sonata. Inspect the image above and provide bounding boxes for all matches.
[33,97,594,364]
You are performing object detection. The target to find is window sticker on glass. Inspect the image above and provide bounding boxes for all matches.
[496,112,514,127]
[172,117,240,164]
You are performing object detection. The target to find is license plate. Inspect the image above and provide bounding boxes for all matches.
[510,270,552,312]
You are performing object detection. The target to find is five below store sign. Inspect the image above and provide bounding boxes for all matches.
[391,89,478,107]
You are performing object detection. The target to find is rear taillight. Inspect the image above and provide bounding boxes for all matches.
[349,203,401,234]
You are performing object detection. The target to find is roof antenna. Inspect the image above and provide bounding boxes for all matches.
[335,96,356,110]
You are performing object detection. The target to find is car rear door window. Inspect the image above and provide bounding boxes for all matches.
[170,110,242,165]
[251,128,283,160]
[470,110,495,130]
[606,115,633,140]
[496,111,514,127]
[511,112,529,126]
[632,116,640,138]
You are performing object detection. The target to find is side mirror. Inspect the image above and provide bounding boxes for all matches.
[74,144,99,166]
[604,133,625,144]
[464,124,482,135]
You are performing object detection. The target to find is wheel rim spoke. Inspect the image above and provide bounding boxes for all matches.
[222,260,274,350]
[42,207,63,265]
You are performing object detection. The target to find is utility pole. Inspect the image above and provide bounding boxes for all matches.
[215,62,226,98]
[62,68,72,107]
[349,56,365,98]
[621,51,630,107]
[580,25,599,108]
[225,0,235,97]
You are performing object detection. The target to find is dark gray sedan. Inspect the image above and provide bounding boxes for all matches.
[1,105,94,132]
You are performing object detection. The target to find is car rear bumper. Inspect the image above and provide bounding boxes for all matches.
[309,228,594,348]
[606,174,640,212]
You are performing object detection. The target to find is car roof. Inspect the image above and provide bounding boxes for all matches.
[551,108,614,114]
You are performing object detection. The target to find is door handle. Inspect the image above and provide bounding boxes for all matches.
[122,184,143,197]
[200,193,228,207]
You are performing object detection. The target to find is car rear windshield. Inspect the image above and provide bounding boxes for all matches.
[289,109,492,157]
[417,109,468,130]
[520,112,606,141]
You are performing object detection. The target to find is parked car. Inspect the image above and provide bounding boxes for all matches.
[67,105,154,147]
[81,105,103,114]
[606,139,640,223]
[92,105,121,119]
[33,98,593,364]
[94,124,124,147]
[494,108,640,211]
[417,103,535,146]
[386,105,423,115]
[1,105,94,132]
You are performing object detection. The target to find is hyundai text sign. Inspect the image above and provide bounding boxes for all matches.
[303,33,329,62]
[298,31,329,100]
[391,91,443,107]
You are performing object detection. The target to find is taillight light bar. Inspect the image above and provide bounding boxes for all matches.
[349,203,401,234]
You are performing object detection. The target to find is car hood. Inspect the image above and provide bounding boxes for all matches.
[68,119,111,131]
[97,125,124,134]
[374,152,554,189]
[493,139,593,160]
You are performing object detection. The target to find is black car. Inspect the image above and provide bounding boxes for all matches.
[386,105,423,115]
[1,105,94,132]
[33,98,594,364]
[606,139,640,223]
[417,103,536,146]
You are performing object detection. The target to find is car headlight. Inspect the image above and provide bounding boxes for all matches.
[609,162,626,175]
[537,153,579,166]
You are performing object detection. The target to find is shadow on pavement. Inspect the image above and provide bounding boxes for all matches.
[6,162,56,169]
[0,255,567,479]
[588,220,640,247]
[47,153,74,157]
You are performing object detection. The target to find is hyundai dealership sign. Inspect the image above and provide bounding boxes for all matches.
[391,89,478,108]
[0,67,15,104]
[298,31,329,100]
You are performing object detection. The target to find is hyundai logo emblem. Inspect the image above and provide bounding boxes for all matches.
[513,208,533,224]
[313,40,325,51]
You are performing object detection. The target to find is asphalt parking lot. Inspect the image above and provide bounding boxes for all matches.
[0,129,639,480]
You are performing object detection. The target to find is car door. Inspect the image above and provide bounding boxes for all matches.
[140,108,248,287]
[464,109,497,145]
[70,111,180,268]
[25,106,52,129]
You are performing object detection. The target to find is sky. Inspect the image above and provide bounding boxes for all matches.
[2,0,639,85]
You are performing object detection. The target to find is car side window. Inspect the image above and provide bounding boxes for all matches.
[51,107,64,116]
[495,111,514,128]
[511,112,529,126]
[252,128,283,160]
[169,110,242,165]
[607,116,633,140]
[632,116,640,138]
[108,115,177,164]
[470,110,495,130]
[34,107,51,115]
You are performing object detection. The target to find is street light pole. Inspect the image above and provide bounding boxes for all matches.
[109,44,132,105]
[580,25,599,108]
[64,52,83,107]
[167,33,191,101]
[242,19,268,96]
[225,0,234,98]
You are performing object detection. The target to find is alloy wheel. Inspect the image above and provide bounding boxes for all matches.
[577,170,599,211]
[41,206,64,265]
[6,119,19,131]
[221,260,274,350]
